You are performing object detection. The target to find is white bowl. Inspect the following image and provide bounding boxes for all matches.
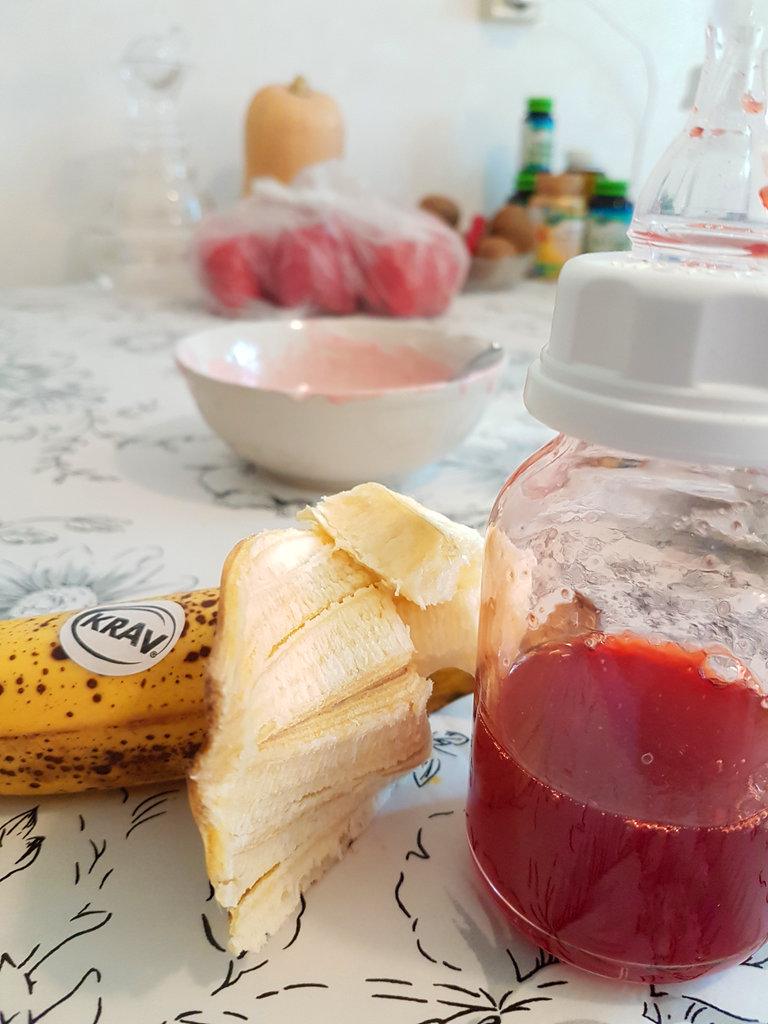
[174,316,506,488]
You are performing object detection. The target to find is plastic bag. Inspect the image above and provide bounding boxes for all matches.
[193,163,470,318]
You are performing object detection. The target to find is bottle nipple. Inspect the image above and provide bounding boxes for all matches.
[629,0,768,268]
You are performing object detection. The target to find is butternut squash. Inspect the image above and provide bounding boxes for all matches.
[243,75,344,193]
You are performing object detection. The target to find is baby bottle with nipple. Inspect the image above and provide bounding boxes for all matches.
[466,0,768,984]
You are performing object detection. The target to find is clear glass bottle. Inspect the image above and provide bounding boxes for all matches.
[82,29,207,304]
[467,0,768,985]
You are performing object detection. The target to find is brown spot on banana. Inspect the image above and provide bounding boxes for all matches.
[0,588,219,795]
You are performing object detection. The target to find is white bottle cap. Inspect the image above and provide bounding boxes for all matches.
[524,252,768,467]
[565,149,595,171]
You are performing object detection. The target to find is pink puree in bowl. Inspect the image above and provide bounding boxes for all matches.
[208,332,456,400]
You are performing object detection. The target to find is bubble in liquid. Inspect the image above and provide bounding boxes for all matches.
[641,752,654,766]
[749,764,768,798]
[704,652,746,685]
[736,793,763,820]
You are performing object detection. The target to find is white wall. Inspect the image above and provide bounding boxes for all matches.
[0,0,705,287]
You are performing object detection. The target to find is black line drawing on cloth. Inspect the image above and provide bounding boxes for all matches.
[366,960,564,1023]
[642,965,768,1024]
[0,786,183,1022]
[0,816,110,1022]
[0,808,43,884]
[0,544,196,619]
[0,514,129,547]
[194,461,315,513]
[382,796,569,1022]
[125,789,179,838]
[31,407,124,485]
[115,424,318,513]
[413,728,470,788]
[200,876,316,1001]
[201,882,270,999]
[0,350,103,424]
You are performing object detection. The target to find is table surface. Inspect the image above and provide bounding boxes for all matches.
[0,281,555,619]
[3,282,768,1024]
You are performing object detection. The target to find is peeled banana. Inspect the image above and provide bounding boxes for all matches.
[0,484,482,798]
[189,482,483,953]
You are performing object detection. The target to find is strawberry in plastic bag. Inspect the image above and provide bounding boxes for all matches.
[272,220,359,314]
[199,236,260,311]
[193,163,469,318]
[359,233,468,317]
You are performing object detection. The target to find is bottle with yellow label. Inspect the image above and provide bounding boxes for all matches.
[529,173,586,279]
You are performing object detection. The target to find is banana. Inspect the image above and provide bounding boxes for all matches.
[0,484,482,800]
[189,482,484,954]
[0,588,218,795]
[298,481,483,608]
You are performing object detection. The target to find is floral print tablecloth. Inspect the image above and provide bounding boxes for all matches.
[3,282,768,1024]
[0,282,553,619]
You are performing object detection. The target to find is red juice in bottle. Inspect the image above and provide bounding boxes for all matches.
[466,633,768,983]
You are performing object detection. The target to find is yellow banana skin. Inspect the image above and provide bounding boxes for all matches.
[0,588,218,796]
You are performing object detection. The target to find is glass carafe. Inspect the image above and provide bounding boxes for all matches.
[82,29,207,304]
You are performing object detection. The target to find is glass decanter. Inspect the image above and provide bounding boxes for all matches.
[84,29,207,303]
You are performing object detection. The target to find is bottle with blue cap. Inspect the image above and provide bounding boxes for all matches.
[467,0,768,985]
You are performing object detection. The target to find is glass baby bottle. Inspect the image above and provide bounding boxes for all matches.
[466,0,768,985]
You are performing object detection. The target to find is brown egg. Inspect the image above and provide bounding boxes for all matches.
[474,235,519,260]
[490,204,535,253]
[419,194,461,228]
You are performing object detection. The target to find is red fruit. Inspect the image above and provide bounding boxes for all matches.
[464,214,487,255]
[360,233,467,317]
[198,236,260,311]
[272,220,359,314]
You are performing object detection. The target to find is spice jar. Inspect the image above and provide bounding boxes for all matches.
[521,97,554,173]
[564,148,604,200]
[507,169,537,207]
[467,0,768,985]
[528,173,586,278]
[584,178,633,252]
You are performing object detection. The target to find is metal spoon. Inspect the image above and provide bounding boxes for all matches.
[454,343,505,380]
